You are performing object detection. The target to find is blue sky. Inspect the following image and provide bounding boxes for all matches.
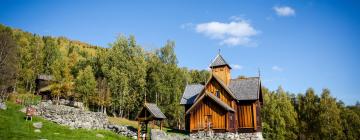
[1,0,359,105]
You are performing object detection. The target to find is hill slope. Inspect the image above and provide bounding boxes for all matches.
[0,102,129,140]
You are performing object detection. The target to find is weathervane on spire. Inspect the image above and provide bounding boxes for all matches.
[218,48,221,55]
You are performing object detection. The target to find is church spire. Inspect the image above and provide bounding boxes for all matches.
[209,53,231,69]
[209,52,232,85]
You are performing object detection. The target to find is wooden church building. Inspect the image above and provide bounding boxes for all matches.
[180,54,263,133]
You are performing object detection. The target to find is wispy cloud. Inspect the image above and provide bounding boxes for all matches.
[180,23,194,29]
[273,6,295,17]
[229,16,244,21]
[194,18,259,47]
[231,64,243,70]
[272,65,284,72]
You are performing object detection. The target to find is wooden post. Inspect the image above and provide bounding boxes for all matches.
[253,102,257,130]
[145,122,148,140]
[137,121,140,140]
[152,120,155,129]
[160,120,163,130]
[225,112,228,131]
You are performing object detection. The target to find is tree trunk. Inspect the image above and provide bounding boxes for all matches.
[57,95,60,105]
[128,109,130,120]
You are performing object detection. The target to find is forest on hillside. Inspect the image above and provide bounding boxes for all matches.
[0,24,359,140]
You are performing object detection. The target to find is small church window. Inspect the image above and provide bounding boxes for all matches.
[216,90,220,97]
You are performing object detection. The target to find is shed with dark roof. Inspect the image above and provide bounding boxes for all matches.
[35,74,55,100]
[136,103,166,121]
[136,103,166,139]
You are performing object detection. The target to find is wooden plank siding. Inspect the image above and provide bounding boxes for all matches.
[211,66,231,85]
[205,79,233,107]
[190,97,227,132]
[238,102,255,128]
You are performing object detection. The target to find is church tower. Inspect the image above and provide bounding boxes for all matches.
[210,54,231,85]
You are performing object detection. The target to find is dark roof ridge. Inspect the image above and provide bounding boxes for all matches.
[144,103,166,119]
[231,77,260,80]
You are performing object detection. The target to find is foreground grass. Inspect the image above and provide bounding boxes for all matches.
[0,102,130,140]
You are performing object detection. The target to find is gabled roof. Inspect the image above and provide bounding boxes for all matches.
[210,54,231,69]
[180,77,261,105]
[193,73,237,102]
[37,74,54,81]
[186,92,235,114]
[180,84,204,105]
[145,103,166,119]
[136,103,166,120]
[212,74,236,99]
[228,77,260,100]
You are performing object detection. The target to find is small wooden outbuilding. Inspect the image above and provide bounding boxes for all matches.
[35,74,54,100]
[135,103,166,140]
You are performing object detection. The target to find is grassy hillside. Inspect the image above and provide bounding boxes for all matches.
[0,102,129,140]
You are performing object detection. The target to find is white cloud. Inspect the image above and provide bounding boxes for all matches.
[272,66,284,72]
[195,19,259,46]
[231,64,243,70]
[273,6,295,17]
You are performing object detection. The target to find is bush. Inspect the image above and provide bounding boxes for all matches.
[8,91,41,106]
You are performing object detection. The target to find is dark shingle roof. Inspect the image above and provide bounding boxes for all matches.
[180,84,204,104]
[210,54,231,69]
[145,103,166,119]
[228,77,260,100]
[37,75,53,81]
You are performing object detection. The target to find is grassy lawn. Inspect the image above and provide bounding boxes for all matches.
[109,117,187,136]
[0,102,130,140]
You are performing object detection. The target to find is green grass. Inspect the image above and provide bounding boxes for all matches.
[0,102,130,140]
[108,117,187,136]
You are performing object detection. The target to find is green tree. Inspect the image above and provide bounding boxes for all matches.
[0,25,18,100]
[43,36,60,75]
[261,86,298,140]
[340,106,360,140]
[318,89,343,139]
[75,66,96,108]
[297,88,320,139]
[156,40,178,65]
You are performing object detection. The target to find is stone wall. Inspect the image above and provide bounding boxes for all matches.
[107,124,137,139]
[190,131,263,140]
[150,129,189,140]
[32,100,138,139]
[34,100,107,129]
